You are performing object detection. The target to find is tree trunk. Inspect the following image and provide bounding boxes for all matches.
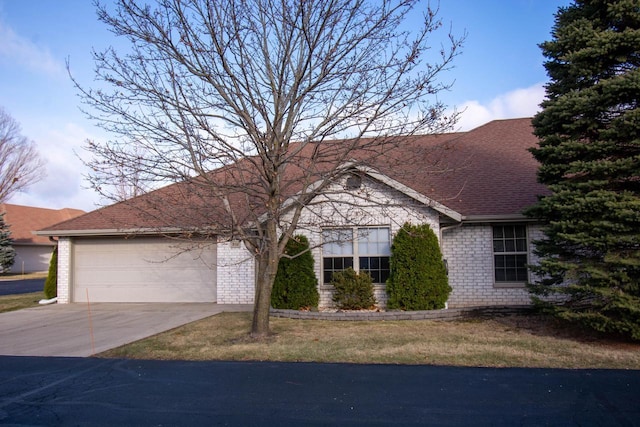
[250,219,280,338]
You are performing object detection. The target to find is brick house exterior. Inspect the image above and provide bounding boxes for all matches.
[40,118,549,308]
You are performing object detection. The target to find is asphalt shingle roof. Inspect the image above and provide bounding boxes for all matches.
[40,118,548,235]
[1,204,85,244]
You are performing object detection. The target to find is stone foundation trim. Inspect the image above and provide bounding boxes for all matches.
[270,305,533,321]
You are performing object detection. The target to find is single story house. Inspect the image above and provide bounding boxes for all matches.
[1,204,84,273]
[38,118,549,308]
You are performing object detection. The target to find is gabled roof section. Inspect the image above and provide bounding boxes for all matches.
[353,164,463,222]
[38,118,549,236]
[1,204,85,245]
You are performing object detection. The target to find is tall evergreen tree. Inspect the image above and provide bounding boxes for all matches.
[0,212,15,273]
[526,0,640,339]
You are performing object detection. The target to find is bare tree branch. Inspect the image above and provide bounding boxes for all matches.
[74,0,464,337]
[0,107,46,203]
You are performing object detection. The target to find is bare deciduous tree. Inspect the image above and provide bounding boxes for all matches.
[75,0,464,337]
[0,108,45,203]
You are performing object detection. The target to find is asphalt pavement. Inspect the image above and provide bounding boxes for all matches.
[0,357,638,426]
[0,278,44,295]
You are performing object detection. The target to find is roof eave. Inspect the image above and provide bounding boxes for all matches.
[35,226,218,238]
[461,214,541,224]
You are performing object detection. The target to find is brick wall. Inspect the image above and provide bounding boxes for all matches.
[441,224,542,308]
[186,173,545,310]
[216,240,255,304]
[56,237,71,304]
[291,176,441,309]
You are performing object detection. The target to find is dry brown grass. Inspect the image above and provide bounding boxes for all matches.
[0,292,43,313]
[99,312,640,369]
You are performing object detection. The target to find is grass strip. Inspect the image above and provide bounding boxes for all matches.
[99,312,640,369]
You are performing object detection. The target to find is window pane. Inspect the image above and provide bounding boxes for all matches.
[358,227,390,256]
[323,256,354,284]
[369,271,381,283]
[505,240,516,252]
[493,241,504,252]
[359,256,390,284]
[516,238,527,252]
[495,255,505,268]
[504,226,514,238]
[325,271,334,284]
[344,257,353,269]
[323,229,353,255]
[381,257,389,270]
[493,227,504,238]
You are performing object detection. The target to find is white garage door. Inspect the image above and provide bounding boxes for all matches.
[72,237,216,303]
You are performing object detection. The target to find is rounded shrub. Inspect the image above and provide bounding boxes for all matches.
[386,223,451,310]
[331,267,376,310]
[271,235,319,310]
[44,246,58,299]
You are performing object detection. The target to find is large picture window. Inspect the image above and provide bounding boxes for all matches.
[322,227,390,284]
[493,225,528,284]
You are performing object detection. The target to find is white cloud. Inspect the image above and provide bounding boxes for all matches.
[7,122,105,211]
[450,83,547,131]
[0,21,64,76]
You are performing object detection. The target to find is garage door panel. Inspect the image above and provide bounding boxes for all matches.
[72,238,217,303]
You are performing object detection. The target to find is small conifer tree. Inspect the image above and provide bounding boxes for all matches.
[386,223,451,310]
[0,212,15,273]
[271,235,319,309]
[44,246,57,299]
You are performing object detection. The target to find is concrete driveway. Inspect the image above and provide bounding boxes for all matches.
[0,303,252,357]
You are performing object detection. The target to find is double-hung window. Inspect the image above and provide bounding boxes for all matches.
[322,227,390,285]
[493,224,528,284]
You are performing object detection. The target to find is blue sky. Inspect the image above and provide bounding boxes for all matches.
[0,0,571,211]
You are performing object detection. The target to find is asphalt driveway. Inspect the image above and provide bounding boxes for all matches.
[0,303,252,357]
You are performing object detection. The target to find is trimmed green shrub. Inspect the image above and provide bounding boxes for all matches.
[331,267,376,310]
[271,235,319,310]
[44,246,57,299]
[386,223,451,310]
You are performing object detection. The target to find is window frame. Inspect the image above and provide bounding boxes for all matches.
[492,224,529,288]
[321,226,391,286]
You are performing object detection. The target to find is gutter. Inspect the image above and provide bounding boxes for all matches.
[35,226,219,238]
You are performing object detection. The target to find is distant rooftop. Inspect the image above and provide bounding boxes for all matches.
[1,204,85,245]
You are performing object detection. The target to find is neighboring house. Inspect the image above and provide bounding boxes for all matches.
[1,204,85,273]
[37,118,550,308]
